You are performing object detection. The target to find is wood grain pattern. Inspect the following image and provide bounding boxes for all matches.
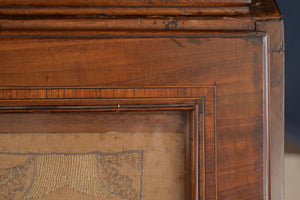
[256,19,285,200]
[0,0,251,6]
[0,1,284,199]
[0,111,190,133]
[249,0,281,19]
[0,31,268,200]
[0,87,211,200]
[0,0,280,17]
[0,18,255,31]
[0,6,249,16]
[0,32,265,87]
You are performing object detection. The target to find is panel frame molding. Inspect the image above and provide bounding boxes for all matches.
[0,29,279,200]
[0,86,216,200]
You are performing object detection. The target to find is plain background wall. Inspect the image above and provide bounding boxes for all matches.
[276,0,300,144]
[275,1,300,199]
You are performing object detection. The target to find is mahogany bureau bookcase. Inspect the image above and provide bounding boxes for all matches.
[0,0,284,200]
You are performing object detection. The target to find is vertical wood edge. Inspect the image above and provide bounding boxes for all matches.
[263,33,270,200]
[192,104,200,200]
[256,19,285,200]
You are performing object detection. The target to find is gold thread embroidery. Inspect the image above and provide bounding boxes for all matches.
[23,154,113,200]
[0,157,34,200]
[0,151,144,200]
[99,159,139,200]
[99,152,143,171]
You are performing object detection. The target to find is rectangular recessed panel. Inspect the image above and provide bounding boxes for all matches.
[0,111,190,200]
[0,32,269,200]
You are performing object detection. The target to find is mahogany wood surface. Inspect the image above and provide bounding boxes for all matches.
[0,111,189,133]
[0,18,255,31]
[0,0,279,17]
[256,19,285,200]
[0,6,250,16]
[0,0,284,200]
[0,0,251,6]
[0,31,268,200]
[0,88,206,200]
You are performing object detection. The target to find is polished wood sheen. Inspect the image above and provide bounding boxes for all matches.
[0,0,280,16]
[0,0,251,6]
[0,0,254,16]
[0,0,284,200]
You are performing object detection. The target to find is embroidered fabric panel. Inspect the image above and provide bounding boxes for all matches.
[0,152,144,200]
[0,131,186,200]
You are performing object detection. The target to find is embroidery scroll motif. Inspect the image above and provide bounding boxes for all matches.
[0,151,145,200]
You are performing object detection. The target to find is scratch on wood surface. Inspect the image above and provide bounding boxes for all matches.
[146,0,154,5]
[170,38,184,48]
